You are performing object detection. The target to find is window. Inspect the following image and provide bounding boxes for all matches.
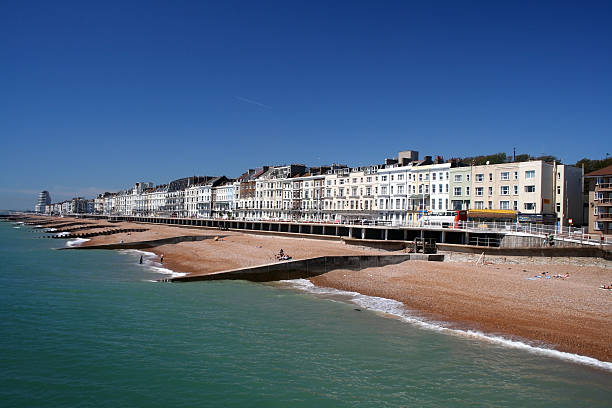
[446,184,448,193]
[513,185,518,195]
[390,175,394,181]
[454,187,462,196]
[466,174,470,182]
[432,200,436,209]
[398,185,404,194]
[398,174,404,180]
[366,177,372,182]
[500,186,509,195]
[557,186,561,194]
[476,174,484,182]
[475,201,484,209]
[419,174,423,181]
[432,185,436,193]
[489,173,493,181]
[525,185,536,193]
[514,171,518,180]
[500,201,510,210]
[381,186,387,195]
[488,201,492,209]
[513,201,518,210]
[466,186,470,195]
[352,178,357,183]
[381,176,387,182]
[488,186,493,195]
[454,174,462,182]
[476,187,483,196]
[433,173,437,181]
[525,170,535,179]
[524,203,535,210]
[500,172,510,180]
[438,198,443,209]
[556,203,561,212]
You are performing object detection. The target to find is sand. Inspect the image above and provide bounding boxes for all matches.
[23,215,612,362]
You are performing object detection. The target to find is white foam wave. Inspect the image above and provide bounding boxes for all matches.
[13,226,21,229]
[120,249,186,278]
[55,231,70,237]
[283,279,612,372]
[45,228,57,232]
[66,238,90,247]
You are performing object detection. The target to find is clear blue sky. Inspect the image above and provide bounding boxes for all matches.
[1,1,611,209]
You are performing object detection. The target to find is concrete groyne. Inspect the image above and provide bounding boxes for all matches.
[165,253,444,283]
[51,228,148,240]
[63,234,224,250]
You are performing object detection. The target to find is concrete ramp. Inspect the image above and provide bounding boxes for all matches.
[165,253,443,283]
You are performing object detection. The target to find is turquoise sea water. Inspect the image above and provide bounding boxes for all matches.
[1,222,611,407]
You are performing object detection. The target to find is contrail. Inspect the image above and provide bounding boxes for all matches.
[234,96,272,109]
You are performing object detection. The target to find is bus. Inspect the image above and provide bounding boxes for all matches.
[419,210,467,228]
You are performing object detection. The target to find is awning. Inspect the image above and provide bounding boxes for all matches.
[468,209,517,219]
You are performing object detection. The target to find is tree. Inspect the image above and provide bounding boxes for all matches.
[575,157,612,173]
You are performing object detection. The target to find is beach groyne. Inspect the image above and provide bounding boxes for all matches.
[63,234,223,250]
[164,254,444,283]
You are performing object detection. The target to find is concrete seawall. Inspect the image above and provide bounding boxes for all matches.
[63,235,224,250]
[167,254,444,283]
[437,243,612,259]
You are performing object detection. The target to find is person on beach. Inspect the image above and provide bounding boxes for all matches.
[139,255,143,264]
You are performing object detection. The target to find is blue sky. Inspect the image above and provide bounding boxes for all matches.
[1,1,611,209]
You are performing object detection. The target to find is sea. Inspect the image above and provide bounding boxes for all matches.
[1,221,611,407]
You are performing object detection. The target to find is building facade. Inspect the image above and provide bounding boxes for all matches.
[585,164,612,235]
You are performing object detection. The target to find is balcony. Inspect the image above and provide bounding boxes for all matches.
[596,213,612,221]
[594,197,612,205]
[595,183,612,191]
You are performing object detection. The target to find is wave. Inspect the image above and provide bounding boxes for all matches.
[45,228,57,232]
[13,226,20,229]
[119,249,186,278]
[66,238,90,247]
[55,231,70,237]
[283,279,612,372]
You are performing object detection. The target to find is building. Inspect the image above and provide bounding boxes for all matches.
[468,160,583,226]
[585,164,612,235]
[323,164,379,223]
[235,167,268,220]
[256,164,306,220]
[449,166,471,210]
[35,191,51,213]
